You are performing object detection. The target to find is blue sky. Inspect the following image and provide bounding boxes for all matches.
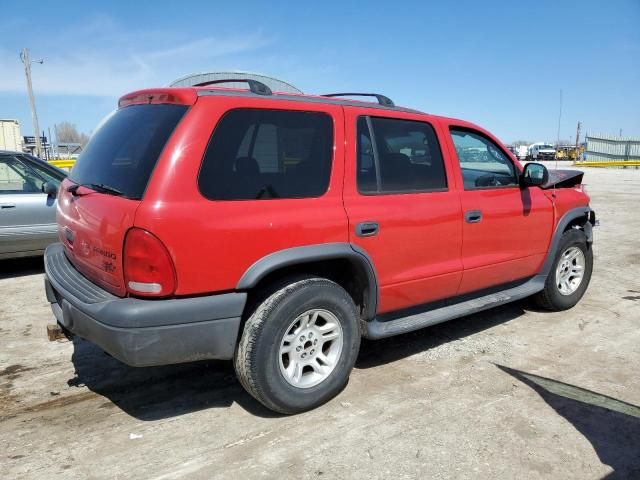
[1,0,638,144]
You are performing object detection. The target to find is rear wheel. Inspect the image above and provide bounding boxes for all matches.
[531,229,593,310]
[234,277,360,414]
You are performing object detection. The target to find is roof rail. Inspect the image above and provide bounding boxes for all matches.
[321,92,395,107]
[192,78,272,96]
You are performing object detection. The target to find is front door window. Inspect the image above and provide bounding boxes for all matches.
[450,129,518,189]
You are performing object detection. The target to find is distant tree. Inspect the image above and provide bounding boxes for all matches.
[512,140,531,146]
[54,122,90,146]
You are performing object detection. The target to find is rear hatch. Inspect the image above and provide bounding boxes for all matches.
[57,103,188,296]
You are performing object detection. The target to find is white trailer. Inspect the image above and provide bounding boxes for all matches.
[515,145,528,160]
[0,119,22,152]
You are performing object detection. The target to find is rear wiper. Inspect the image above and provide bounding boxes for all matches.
[68,183,124,197]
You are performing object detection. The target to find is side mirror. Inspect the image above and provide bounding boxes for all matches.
[521,162,548,187]
[42,181,59,198]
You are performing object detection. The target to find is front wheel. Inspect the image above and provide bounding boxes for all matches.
[531,229,593,310]
[234,277,360,414]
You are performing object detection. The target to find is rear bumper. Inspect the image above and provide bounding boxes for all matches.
[44,243,246,367]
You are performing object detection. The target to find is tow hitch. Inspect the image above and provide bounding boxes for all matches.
[47,323,73,342]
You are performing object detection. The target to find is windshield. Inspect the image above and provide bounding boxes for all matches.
[69,104,187,199]
[540,145,554,150]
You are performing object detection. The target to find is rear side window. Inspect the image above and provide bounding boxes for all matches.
[70,104,188,199]
[199,109,333,200]
[357,116,447,194]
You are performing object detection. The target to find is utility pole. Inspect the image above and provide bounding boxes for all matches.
[575,121,581,162]
[47,127,52,160]
[20,48,43,158]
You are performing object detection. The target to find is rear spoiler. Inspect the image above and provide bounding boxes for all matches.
[118,88,197,108]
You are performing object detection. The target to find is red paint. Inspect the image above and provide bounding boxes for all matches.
[57,180,138,296]
[342,106,463,313]
[56,87,590,314]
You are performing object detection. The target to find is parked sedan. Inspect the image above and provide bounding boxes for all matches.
[0,151,67,259]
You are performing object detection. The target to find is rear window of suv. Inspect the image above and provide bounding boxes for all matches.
[198,109,333,200]
[69,104,187,199]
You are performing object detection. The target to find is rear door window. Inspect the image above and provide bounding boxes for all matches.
[69,104,188,199]
[357,116,447,194]
[198,109,334,200]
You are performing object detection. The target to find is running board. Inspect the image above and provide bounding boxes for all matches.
[365,275,547,339]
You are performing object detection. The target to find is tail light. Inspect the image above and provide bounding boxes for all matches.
[123,228,176,297]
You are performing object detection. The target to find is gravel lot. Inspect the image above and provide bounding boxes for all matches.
[1,166,639,479]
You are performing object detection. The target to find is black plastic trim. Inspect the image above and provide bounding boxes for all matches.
[45,281,241,366]
[363,205,594,339]
[194,78,272,96]
[539,206,594,276]
[322,93,394,107]
[44,243,246,365]
[44,244,115,304]
[196,89,424,115]
[236,242,379,320]
[365,275,547,339]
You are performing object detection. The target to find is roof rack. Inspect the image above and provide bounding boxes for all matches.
[321,92,395,107]
[192,78,273,96]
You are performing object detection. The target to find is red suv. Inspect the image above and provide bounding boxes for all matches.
[44,80,595,413]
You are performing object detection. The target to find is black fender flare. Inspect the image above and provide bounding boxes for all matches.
[236,242,379,320]
[539,206,594,276]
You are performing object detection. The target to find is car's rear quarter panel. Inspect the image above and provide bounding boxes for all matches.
[136,96,348,296]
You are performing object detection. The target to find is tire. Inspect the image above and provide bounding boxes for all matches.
[234,276,361,414]
[531,229,593,311]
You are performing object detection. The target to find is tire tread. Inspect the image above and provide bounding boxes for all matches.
[235,277,358,414]
[531,229,592,311]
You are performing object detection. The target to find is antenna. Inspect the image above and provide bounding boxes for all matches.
[555,89,562,171]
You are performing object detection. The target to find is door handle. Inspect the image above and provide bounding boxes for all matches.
[464,210,482,223]
[356,221,379,237]
[0,203,16,209]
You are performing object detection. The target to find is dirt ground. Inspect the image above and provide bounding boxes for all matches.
[1,166,639,480]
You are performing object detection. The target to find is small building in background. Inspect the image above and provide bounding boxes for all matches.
[0,119,22,152]
[23,134,52,159]
[170,71,303,94]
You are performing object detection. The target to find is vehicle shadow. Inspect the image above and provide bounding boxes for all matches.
[496,365,640,479]
[67,301,526,421]
[67,337,283,421]
[356,301,527,369]
[0,256,44,280]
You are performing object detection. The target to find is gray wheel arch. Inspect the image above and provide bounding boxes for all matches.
[236,243,379,320]
[540,206,594,276]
